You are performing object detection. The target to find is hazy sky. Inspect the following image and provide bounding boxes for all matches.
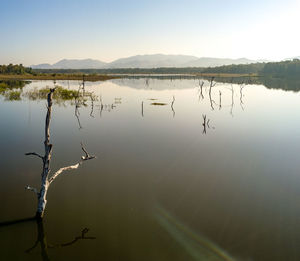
[1,0,299,65]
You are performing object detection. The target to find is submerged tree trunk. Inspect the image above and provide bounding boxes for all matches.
[26,88,95,219]
[37,88,54,219]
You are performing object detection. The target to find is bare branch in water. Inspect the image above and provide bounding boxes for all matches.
[202,114,207,134]
[230,85,234,116]
[48,163,80,185]
[171,96,175,117]
[209,77,216,110]
[90,94,96,118]
[81,142,96,161]
[240,83,245,110]
[25,88,96,219]
[199,80,204,100]
[202,114,214,134]
[49,228,96,248]
[25,152,44,161]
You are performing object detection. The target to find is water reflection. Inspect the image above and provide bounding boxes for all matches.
[171,96,175,117]
[202,114,214,134]
[0,218,95,261]
[239,84,245,110]
[2,77,300,260]
[26,220,95,261]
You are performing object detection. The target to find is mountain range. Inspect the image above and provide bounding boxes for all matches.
[31,54,267,69]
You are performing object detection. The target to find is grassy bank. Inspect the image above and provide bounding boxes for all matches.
[0,73,118,81]
[0,72,258,81]
[195,73,258,78]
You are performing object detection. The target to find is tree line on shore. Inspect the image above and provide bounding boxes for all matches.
[0,64,33,75]
[202,59,300,77]
[1,59,300,77]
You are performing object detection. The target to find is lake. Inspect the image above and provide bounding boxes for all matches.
[1,77,300,260]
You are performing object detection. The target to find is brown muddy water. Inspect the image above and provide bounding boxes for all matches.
[1,78,300,261]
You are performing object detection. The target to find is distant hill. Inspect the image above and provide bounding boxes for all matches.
[31,54,266,69]
[184,57,258,67]
[32,59,107,69]
[33,63,53,69]
[107,54,199,68]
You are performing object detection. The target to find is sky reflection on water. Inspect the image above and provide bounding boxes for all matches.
[1,78,300,260]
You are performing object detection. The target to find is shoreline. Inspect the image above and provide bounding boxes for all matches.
[0,74,118,81]
[0,73,258,81]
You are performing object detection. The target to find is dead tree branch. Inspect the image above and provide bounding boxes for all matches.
[240,83,245,110]
[49,228,96,248]
[199,80,204,100]
[48,163,80,185]
[230,85,234,116]
[81,142,96,161]
[202,114,207,134]
[25,218,95,261]
[202,114,214,134]
[209,77,216,110]
[25,152,44,160]
[90,94,95,118]
[25,88,96,219]
[171,96,175,117]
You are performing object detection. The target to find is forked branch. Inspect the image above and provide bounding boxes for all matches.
[81,142,96,161]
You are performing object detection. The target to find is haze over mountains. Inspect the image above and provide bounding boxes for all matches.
[31,54,267,69]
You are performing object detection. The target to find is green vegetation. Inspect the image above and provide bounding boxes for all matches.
[261,59,300,77]
[35,59,300,78]
[0,80,91,102]
[201,63,264,75]
[0,80,27,93]
[1,59,300,81]
[0,82,9,93]
[201,59,300,77]
[0,81,28,101]
[0,64,32,75]
[0,64,117,81]
[1,60,300,80]
[0,72,117,81]
[25,86,79,101]
[6,90,21,100]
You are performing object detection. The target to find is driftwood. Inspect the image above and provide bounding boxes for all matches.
[25,88,95,219]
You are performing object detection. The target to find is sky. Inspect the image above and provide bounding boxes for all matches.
[1,0,300,65]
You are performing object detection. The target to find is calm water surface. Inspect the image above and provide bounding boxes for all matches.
[1,78,300,260]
